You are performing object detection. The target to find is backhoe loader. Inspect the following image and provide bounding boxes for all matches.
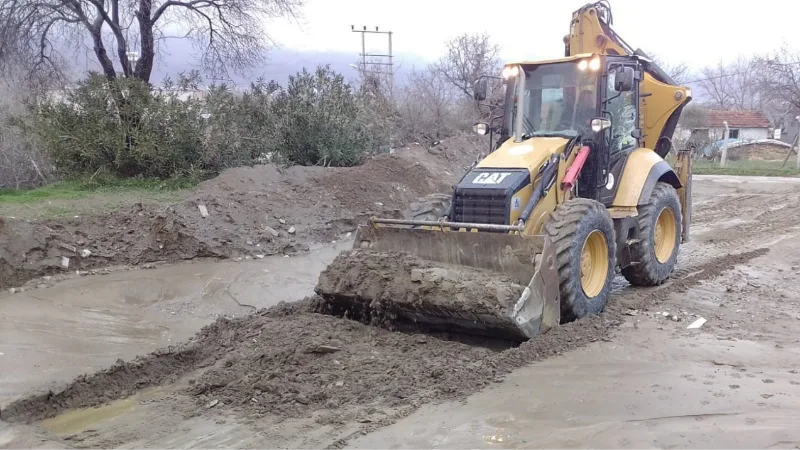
[315,0,693,342]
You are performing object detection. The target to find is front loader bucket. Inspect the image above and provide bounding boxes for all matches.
[314,224,560,342]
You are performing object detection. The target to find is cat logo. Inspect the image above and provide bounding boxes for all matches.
[472,172,512,185]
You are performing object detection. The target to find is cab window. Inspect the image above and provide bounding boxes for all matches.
[605,71,637,154]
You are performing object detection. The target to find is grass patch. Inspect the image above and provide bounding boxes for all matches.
[0,175,199,205]
[690,159,800,177]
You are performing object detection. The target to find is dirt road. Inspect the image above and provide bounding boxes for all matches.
[2,175,800,449]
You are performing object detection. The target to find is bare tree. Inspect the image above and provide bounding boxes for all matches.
[757,46,800,125]
[432,33,501,101]
[696,56,764,111]
[0,68,53,188]
[0,0,303,83]
[397,66,462,144]
[647,53,691,85]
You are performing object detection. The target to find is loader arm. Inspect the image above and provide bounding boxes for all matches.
[566,1,692,157]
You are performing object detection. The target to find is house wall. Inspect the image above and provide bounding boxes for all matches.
[708,127,768,141]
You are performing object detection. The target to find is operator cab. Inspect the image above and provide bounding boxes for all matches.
[477,53,642,205]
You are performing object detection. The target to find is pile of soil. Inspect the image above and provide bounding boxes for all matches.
[727,142,791,161]
[0,136,484,290]
[0,297,615,426]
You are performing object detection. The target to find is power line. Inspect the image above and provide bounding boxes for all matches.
[683,60,800,85]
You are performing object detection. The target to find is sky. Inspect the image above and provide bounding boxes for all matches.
[265,0,800,71]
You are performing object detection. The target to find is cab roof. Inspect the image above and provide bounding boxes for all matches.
[503,53,611,66]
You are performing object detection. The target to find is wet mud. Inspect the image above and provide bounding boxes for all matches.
[3,175,800,448]
[315,250,527,341]
[0,138,485,290]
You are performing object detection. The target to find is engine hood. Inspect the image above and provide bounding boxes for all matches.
[477,137,570,172]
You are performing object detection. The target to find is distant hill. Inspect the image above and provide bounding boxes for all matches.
[66,38,429,88]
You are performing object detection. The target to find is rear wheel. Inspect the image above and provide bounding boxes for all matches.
[544,199,617,323]
[622,181,682,286]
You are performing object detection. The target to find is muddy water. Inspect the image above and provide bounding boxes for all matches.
[0,241,350,407]
[350,322,800,449]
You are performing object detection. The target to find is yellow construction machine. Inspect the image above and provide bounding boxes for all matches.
[315,1,693,342]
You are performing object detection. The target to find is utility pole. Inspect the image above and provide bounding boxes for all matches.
[795,116,800,170]
[350,25,394,88]
[351,25,395,151]
[721,120,729,167]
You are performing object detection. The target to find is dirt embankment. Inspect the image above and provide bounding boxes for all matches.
[0,136,484,290]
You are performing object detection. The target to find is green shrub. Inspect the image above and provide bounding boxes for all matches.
[25,65,376,182]
[271,65,373,166]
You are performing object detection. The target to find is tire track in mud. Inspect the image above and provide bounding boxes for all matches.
[692,194,800,256]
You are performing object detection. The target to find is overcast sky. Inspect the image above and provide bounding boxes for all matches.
[266,0,800,71]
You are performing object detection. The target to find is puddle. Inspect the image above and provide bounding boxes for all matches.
[1,240,351,408]
[39,388,162,436]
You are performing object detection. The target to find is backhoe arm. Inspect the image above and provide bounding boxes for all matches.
[565,1,692,157]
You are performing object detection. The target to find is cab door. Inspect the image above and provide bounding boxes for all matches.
[598,60,641,206]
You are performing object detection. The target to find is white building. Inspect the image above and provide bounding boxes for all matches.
[690,110,771,142]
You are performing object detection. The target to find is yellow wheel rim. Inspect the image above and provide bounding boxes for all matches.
[580,230,609,297]
[654,207,677,264]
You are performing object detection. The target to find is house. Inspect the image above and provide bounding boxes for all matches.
[689,110,771,142]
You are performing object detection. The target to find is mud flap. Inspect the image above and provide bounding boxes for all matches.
[341,224,561,340]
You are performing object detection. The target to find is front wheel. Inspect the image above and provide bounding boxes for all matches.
[544,199,617,323]
[622,181,682,286]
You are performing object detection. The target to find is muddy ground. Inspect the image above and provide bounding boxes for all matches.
[0,136,484,291]
[2,175,800,448]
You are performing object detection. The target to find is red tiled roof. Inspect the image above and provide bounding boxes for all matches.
[707,110,770,128]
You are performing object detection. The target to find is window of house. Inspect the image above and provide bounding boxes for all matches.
[729,129,740,139]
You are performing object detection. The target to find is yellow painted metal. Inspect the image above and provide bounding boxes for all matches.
[654,206,677,263]
[509,184,533,226]
[565,3,692,153]
[477,137,568,171]
[612,147,663,207]
[523,186,559,236]
[478,136,571,236]
[567,7,627,56]
[580,230,609,297]
[639,72,692,151]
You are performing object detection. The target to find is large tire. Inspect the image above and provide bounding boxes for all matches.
[622,181,682,286]
[544,199,617,323]
[404,193,452,221]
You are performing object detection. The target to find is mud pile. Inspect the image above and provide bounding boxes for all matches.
[0,137,484,290]
[0,297,615,427]
[315,250,528,341]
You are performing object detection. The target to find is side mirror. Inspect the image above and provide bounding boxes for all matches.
[473,78,488,101]
[591,118,611,133]
[614,66,635,92]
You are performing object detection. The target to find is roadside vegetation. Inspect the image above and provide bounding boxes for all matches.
[1,0,800,204]
[691,159,800,177]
